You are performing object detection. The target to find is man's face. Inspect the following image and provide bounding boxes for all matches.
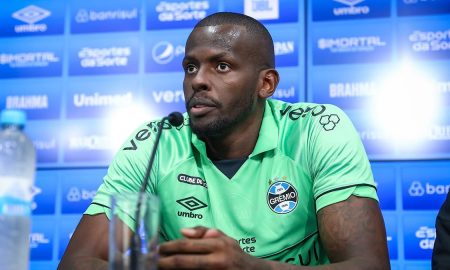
[183,24,261,138]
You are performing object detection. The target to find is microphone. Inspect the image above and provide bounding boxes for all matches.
[130,112,183,269]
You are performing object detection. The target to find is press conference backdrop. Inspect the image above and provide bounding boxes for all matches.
[0,0,449,269]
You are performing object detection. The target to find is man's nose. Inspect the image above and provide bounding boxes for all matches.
[191,67,209,92]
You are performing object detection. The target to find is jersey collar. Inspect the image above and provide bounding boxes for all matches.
[191,100,279,158]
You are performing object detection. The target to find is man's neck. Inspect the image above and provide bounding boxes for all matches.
[203,106,265,160]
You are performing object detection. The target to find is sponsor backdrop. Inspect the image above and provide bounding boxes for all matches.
[0,0,448,269]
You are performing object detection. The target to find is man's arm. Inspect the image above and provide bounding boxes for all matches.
[58,214,118,270]
[158,195,390,270]
[432,192,450,269]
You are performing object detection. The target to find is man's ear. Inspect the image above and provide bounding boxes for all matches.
[258,69,280,99]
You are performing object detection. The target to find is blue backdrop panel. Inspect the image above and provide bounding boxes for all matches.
[0,0,448,269]
[312,0,391,21]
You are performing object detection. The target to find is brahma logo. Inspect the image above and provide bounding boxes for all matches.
[12,5,50,33]
[329,81,377,98]
[6,95,49,109]
[244,0,279,20]
[152,41,184,64]
[267,180,298,214]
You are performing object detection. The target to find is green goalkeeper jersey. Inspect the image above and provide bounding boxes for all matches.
[86,99,378,266]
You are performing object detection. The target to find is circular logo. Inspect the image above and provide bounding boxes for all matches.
[152,41,174,64]
[267,181,298,214]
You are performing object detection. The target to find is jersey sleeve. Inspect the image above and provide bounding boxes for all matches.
[307,105,378,212]
[84,122,159,230]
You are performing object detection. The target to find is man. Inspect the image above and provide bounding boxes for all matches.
[432,192,450,269]
[59,12,390,269]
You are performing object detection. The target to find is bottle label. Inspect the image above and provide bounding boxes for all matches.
[0,196,31,215]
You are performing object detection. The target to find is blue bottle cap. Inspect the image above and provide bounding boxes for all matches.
[0,109,27,126]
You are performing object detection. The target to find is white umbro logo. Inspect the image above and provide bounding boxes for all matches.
[12,5,51,24]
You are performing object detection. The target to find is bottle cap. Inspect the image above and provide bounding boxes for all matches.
[0,109,27,126]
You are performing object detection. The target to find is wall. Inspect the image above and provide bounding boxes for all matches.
[0,0,449,269]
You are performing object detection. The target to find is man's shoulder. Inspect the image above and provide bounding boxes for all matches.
[118,114,193,153]
[267,99,345,127]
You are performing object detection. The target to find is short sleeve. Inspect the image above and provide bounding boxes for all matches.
[307,105,378,212]
[84,122,158,227]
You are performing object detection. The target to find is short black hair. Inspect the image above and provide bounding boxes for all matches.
[193,12,275,68]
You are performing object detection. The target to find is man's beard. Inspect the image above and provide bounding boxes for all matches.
[188,91,256,139]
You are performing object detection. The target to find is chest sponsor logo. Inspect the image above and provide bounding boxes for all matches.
[176,196,207,219]
[267,180,298,214]
[238,236,257,253]
[178,174,207,188]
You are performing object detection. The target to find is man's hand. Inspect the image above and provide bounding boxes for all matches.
[158,226,266,270]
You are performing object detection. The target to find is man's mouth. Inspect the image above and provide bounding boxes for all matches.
[188,98,217,117]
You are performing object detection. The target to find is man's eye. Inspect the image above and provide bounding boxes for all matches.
[186,64,197,74]
[217,63,230,72]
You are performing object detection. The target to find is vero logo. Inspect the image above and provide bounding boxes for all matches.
[12,5,51,24]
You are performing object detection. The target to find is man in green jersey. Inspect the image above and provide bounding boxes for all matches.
[59,12,390,270]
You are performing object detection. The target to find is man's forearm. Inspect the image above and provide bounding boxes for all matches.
[58,256,108,270]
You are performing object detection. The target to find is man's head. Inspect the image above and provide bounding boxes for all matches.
[183,12,279,138]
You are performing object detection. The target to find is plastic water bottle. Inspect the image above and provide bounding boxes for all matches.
[0,109,36,270]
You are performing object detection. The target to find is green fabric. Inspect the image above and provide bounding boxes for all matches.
[86,99,377,266]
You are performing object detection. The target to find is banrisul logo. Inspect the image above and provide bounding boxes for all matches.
[267,180,298,214]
